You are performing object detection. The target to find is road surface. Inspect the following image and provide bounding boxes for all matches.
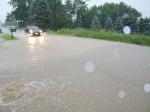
[0,29,150,112]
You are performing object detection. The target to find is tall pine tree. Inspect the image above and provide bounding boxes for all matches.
[104,17,113,31]
[115,17,123,32]
[91,15,101,29]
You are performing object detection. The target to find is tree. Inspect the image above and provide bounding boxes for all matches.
[46,0,71,30]
[72,0,88,27]
[9,0,29,27]
[138,18,150,35]
[115,17,123,32]
[64,0,76,28]
[86,2,141,30]
[91,15,100,29]
[104,17,113,31]
[65,0,74,18]
[123,17,138,33]
[54,0,71,29]
[5,13,17,26]
[28,0,51,30]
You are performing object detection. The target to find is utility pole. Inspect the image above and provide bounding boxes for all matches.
[9,27,16,39]
[11,31,14,39]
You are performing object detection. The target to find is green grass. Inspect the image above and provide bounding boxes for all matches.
[0,33,17,41]
[48,28,150,47]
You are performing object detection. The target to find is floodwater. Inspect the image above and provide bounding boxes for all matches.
[0,31,150,112]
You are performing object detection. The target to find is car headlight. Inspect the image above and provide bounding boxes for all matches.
[39,30,42,33]
[29,30,33,33]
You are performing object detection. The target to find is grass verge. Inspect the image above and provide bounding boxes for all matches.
[0,33,17,41]
[48,28,150,47]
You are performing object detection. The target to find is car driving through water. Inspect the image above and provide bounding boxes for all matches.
[25,26,42,36]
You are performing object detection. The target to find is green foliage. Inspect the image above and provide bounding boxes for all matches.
[138,18,150,35]
[104,17,113,31]
[115,17,123,32]
[91,15,101,29]
[9,0,29,27]
[28,0,51,30]
[72,0,88,27]
[50,28,150,46]
[65,0,74,18]
[88,2,141,29]
[0,34,17,40]
[123,17,138,33]
[5,13,17,26]
[6,0,150,35]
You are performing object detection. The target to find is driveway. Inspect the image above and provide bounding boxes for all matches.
[0,30,150,112]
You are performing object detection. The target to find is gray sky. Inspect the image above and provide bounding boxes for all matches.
[0,0,12,23]
[0,0,150,23]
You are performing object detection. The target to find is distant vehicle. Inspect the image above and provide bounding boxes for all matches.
[25,26,42,36]
[0,26,2,33]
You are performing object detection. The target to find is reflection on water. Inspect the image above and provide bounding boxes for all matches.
[28,37,37,45]
[38,37,45,45]
[27,36,46,53]
[27,36,46,46]
[28,45,35,53]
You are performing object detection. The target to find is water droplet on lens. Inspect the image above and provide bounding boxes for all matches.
[84,61,95,73]
[144,84,150,93]
[122,13,129,18]
[118,91,126,99]
[123,26,131,35]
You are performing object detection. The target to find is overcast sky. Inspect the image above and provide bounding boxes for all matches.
[0,0,150,23]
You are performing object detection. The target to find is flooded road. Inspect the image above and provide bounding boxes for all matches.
[0,30,150,112]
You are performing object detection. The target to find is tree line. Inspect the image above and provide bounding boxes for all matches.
[5,0,150,35]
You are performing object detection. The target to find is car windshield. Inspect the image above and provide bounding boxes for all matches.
[0,0,150,112]
[29,26,40,31]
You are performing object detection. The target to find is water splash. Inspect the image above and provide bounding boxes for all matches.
[0,80,73,112]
